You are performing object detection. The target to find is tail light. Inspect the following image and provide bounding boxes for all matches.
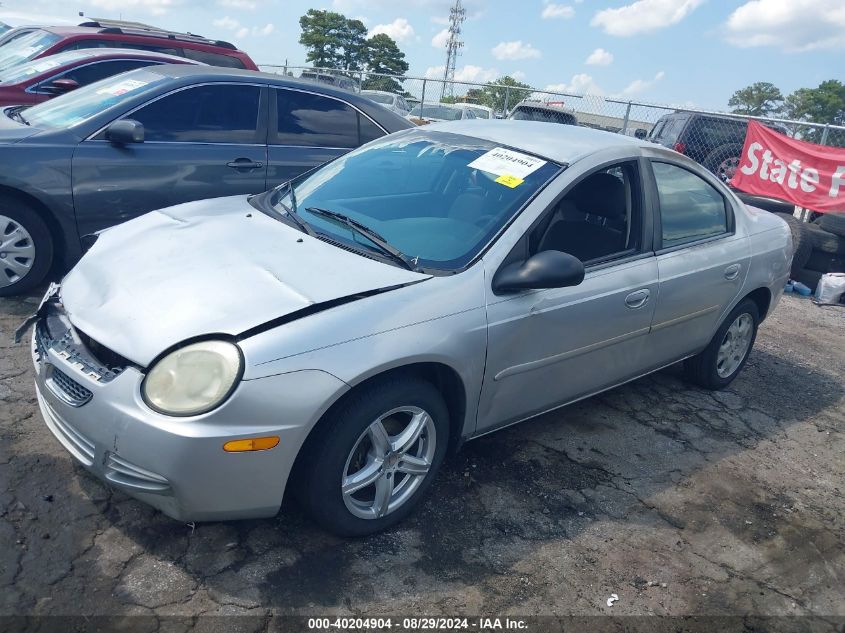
[673,142,687,154]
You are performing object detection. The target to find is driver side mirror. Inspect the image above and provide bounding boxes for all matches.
[492,250,585,294]
[43,78,79,95]
[105,119,144,145]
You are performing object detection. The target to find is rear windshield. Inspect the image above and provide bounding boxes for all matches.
[510,106,576,125]
[22,68,166,128]
[409,105,463,120]
[649,116,685,143]
[365,93,394,105]
[0,29,61,72]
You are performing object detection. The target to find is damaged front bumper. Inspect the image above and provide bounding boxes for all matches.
[29,289,349,522]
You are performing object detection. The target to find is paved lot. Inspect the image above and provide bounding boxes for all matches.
[1,290,843,625]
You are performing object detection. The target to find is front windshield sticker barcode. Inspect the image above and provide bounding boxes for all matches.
[468,147,547,179]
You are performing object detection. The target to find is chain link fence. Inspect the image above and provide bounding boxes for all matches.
[259,64,845,186]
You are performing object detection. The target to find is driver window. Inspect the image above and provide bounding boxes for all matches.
[528,161,642,264]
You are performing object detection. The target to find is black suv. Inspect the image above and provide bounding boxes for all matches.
[648,112,789,182]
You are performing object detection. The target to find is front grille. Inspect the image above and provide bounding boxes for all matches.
[105,453,171,495]
[38,392,95,466]
[48,368,93,407]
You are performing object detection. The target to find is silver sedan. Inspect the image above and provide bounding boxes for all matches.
[26,121,792,535]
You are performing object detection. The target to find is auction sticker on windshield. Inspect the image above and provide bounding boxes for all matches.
[468,147,547,179]
[96,78,148,96]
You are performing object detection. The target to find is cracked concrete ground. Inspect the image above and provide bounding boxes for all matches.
[0,291,843,626]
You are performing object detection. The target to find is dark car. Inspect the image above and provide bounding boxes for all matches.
[508,100,578,126]
[648,111,790,182]
[0,21,257,72]
[0,48,201,107]
[0,65,413,295]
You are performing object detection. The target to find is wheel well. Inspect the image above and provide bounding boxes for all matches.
[0,185,66,268]
[745,287,772,322]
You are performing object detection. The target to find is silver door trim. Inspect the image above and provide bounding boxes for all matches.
[651,304,719,332]
[494,326,651,381]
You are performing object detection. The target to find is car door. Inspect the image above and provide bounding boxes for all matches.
[477,160,660,433]
[72,82,268,236]
[645,160,750,365]
[266,86,385,188]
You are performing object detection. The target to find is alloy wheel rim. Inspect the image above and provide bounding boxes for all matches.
[716,313,753,378]
[342,406,436,520]
[717,156,740,182]
[0,215,36,289]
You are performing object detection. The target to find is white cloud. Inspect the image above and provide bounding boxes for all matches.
[431,28,451,48]
[619,71,665,96]
[214,16,275,39]
[369,18,415,43]
[217,0,257,9]
[512,70,527,81]
[430,16,450,25]
[591,0,704,36]
[725,0,845,51]
[87,0,176,15]
[546,73,604,96]
[541,4,575,19]
[425,64,499,83]
[585,48,613,66]
[491,40,542,61]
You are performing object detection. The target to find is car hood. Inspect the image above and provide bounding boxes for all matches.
[0,107,41,142]
[60,196,431,367]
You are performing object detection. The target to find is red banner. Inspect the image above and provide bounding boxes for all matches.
[730,120,845,214]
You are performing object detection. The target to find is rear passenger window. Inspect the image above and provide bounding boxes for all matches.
[274,89,382,148]
[652,162,728,248]
[129,84,260,143]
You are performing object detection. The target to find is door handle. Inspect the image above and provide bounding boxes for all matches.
[724,263,741,280]
[625,289,650,309]
[226,158,264,170]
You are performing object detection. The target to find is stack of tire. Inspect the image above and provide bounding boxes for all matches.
[777,213,845,292]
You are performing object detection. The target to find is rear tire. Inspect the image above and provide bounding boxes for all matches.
[0,198,54,297]
[704,143,743,183]
[774,213,811,273]
[818,213,845,238]
[295,375,449,536]
[683,299,759,390]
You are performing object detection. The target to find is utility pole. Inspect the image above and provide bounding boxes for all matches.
[441,0,466,100]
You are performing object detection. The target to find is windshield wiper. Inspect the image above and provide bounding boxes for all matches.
[305,207,418,272]
[8,108,29,126]
[273,182,315,237]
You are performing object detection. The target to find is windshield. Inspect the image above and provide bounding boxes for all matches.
[409,105,463,121]
[272,129,561,271]
[366,93,394,105]
[467,107,490,119]
[0,29,60,72]
[0,50,92,84]
[0,22,10,35]
[22,68,166,128]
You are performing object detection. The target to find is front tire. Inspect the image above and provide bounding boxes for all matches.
[684,299,759,390]
[295,376,449,536]
[0,198,54,297]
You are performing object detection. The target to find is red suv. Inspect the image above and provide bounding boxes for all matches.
[0,48,201,107]
[0,20,257,72]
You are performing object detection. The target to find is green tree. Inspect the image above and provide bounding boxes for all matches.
[728,82,784,117]
[481,76,532,114]
[361,34,409,93]
[784,80,845,145]
[299,9,348,68]
[339,18,368,71]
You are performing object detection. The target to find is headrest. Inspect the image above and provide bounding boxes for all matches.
[568,172,626,219]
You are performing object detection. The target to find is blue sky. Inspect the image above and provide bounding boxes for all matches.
[9,0,845,110]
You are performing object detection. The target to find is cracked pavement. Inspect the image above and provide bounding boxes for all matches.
[1,290,843,626]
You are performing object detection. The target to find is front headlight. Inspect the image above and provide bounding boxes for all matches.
[142,340,243,416]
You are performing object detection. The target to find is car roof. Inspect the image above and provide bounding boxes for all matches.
[38,25,243,51]
[424,120,650,164]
